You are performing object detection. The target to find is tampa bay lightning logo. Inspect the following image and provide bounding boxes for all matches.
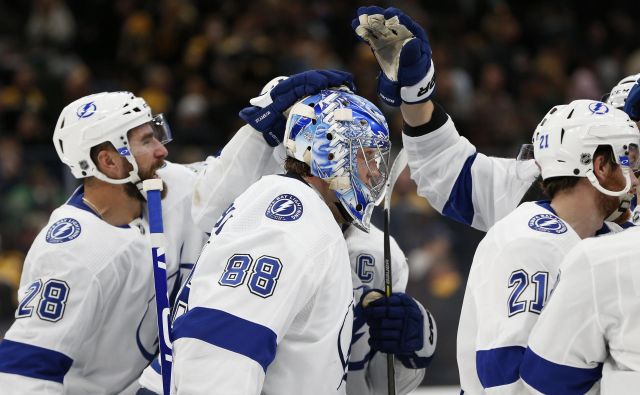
[117,147,131,156]
[76,102,97,119]
[588,102,609,115]
[528,214,567,234]
[265,194,303,221]
[46,218,81,243]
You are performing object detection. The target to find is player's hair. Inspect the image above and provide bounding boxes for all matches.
[284,156,312,177]
[541,145,617,198]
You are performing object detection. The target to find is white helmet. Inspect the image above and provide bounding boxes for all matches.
[533,99,640,197]
[605,73,640,109]
[53,91,171,186]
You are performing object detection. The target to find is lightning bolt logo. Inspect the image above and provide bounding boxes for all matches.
[76,102,97,119]
[273,200,294,214]
[46,218,82,244]
[52,223,72,238]
[588,102,609,115]
[265,194,303,221]
[528,213,567,234]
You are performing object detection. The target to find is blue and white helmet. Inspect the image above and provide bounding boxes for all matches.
[284,89,391,232]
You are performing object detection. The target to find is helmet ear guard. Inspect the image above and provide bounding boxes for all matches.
[533,99,640,198]
[284,89,391,232]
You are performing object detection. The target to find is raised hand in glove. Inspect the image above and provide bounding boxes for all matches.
[352,6,435,106]
[623,79,640,122]
[239,70,355,147]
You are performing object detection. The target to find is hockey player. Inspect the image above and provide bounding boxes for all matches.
[169,89,391,394]
[353,6,640,233]
[0,70,352,394]
[519,226,640,394]
[139,76,437,395]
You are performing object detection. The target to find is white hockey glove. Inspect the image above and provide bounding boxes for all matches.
[352,6,435,106]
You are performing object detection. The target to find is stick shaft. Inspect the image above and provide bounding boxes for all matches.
[382,149,407,395]
[146,185,172,395]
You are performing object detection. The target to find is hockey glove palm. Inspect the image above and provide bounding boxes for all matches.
[361,289,424,355]
[624,80,640,122]
[352,6,435,106]
[239,69,355,146]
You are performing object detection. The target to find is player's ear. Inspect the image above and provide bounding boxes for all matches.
[95,147,124,178]
[592,152,617,182]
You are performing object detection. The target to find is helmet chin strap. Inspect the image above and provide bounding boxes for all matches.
[605,192,633,221]
[585,166,631,197]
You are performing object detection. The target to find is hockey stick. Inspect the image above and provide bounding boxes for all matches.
[383,148,408,395]
[143,179,173,395]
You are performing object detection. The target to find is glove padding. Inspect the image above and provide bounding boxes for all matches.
[624,81,640,121]
[361,289,424,355]
[239,69,355,147]
[352,6,435,106]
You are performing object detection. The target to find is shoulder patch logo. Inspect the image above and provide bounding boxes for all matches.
[46,218,82,243]
[528,214,567,234]
[265,194,303,221]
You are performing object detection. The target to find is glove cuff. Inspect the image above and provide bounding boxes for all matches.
[377,72,402,107]
[401,59,436,104]
[239,106,285,147]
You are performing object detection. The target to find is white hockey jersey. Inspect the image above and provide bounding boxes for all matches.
[457,201,623,394]
[0,162,206,394]
[402,115,540,232]
[521,226,640,395]
[345,225,436,395]
[171,174,354,395]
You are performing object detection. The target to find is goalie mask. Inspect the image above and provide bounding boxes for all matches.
[284,89,391,232]
[532,100,640,198]
[53,91,172,191]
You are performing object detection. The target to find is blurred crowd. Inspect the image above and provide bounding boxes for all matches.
[0,0,638,385]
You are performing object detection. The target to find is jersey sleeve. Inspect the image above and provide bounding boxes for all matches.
[473,238,561,393]
[402,114,539,232]
[520,244,605,394]
[0,251,102,393]
[171,233,343,395]
[191,125,285,233]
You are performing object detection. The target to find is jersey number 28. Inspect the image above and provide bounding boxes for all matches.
[16,279,70,322]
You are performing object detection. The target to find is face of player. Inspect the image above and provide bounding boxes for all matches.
[599,146,640,217]
[354,146,388,204]
[124,123,169,200]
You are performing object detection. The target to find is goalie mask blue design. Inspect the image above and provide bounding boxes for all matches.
[284,89,391,232]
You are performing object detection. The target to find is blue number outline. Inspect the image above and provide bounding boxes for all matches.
[247,255,282,298]
[37,279,70,322]
[356,254,375,283]
[218,254,252,287]
[16,280,43,318]
[529,271,549,314]
[507,269,529,316]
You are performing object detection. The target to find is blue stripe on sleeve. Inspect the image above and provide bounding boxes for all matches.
[476,345,525,388]
[520,347,602,394]
[442,152,478,226]
[172,307,277,372]
[0,339,73,383]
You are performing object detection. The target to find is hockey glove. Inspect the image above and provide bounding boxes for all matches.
[352,6,435,106]
[239,69,355,146]
[623,80,640,121]
[361,289,424,355]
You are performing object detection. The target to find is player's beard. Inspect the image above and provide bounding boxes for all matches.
[598,169,628,220]
[124,161,168,202]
